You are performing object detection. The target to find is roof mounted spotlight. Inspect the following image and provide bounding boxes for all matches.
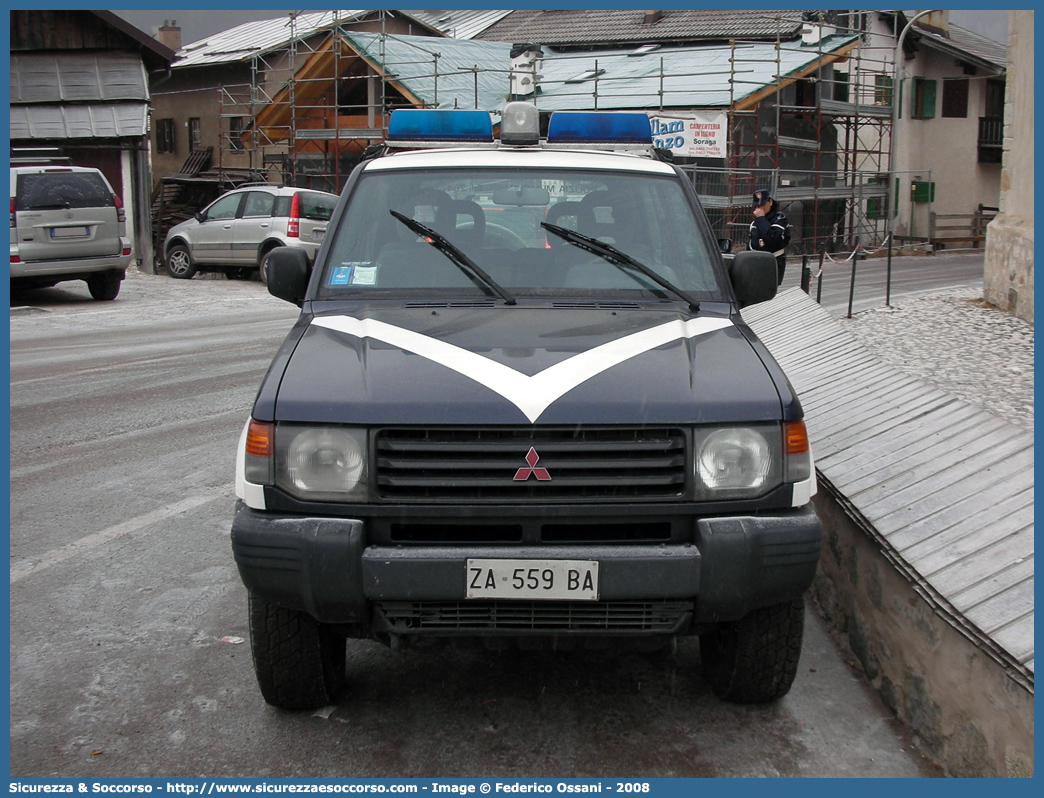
[499,102,541,146]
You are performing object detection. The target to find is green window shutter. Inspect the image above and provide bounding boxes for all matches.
[867,176,880,219]
[911,78,938,119]
[867,176,898,220]
[922,79,937,119]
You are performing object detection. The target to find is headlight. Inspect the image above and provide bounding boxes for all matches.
[275,426,368,502]
[693,425,782,499]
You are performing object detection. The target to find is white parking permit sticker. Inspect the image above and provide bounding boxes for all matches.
[351,266,378,285]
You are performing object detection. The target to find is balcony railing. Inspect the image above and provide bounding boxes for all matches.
[978,116,1003,164]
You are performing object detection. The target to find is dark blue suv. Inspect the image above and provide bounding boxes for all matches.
[231,104,822,709]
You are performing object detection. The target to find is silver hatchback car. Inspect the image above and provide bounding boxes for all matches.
[163,184,337,282]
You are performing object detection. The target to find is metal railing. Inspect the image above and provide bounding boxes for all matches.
[977,116,1004,164]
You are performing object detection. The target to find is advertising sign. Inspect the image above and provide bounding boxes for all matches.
[649,113,728,159]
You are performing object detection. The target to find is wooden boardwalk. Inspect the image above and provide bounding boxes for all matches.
[743,288,1034,679]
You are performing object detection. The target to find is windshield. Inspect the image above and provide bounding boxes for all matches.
[317,167,724,302]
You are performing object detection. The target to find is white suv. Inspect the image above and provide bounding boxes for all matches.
[10,165,133,300]
[162,184,336,283]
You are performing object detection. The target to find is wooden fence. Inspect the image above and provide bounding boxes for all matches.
[928,204,998,249]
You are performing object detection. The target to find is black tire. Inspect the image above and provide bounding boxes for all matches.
[87,270,122,301]
[699,596,805,704]
[248,593,347,710]
[225,267,254,280]
[166,244,197,279]
[258,248,280,286]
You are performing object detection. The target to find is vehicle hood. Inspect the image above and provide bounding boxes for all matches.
[271,306,783,426]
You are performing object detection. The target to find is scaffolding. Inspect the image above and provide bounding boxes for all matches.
[217,11,347,192]
[701,11,900,253]
[211,10,901,252]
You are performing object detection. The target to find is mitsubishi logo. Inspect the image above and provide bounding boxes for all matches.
[513,447,551,481]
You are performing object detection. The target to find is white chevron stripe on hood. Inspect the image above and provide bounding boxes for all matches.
[311,315,734,423]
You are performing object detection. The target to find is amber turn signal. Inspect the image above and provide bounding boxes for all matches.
[246,420,274,458]
[783,420,809,456]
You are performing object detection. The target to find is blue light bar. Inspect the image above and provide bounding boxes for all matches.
[386,110,493,142]
[546,112,652,145]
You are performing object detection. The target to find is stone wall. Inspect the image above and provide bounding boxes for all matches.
[984,10,1034,323]
[984,220,1034,321]
[811,481,1035,778]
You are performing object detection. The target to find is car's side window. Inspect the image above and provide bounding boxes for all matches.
[205,193,242,221]
[272,196,291,218]
[243,192,275,218]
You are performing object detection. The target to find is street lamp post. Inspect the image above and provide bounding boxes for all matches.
[887,9,937,306]
[889,9,937,235]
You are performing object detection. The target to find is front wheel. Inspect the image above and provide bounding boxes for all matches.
[248,593,346,710]
[166,244,196,279]
[699,596,806,703]
[87,270,122,301]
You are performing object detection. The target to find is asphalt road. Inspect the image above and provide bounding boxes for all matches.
[8,266,965,779]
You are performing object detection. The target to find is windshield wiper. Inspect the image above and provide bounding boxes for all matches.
[541,222,701,312]
[390,211,516,306]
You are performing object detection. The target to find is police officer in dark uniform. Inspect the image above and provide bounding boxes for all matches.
[748,189,790,285]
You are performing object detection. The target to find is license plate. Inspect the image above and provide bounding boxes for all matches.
[314,228,326,241]
[466,558,599,600]
[50,227,89,238]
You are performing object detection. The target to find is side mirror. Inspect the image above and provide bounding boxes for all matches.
[718,238,733,254]
[194,211,204,223]
[266,247,311,306]
[729,250,777,308]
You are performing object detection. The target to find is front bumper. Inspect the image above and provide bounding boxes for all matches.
[230,501,822,631]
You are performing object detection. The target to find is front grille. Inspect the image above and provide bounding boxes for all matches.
[378,601,692,633]
[374,427,688,502]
